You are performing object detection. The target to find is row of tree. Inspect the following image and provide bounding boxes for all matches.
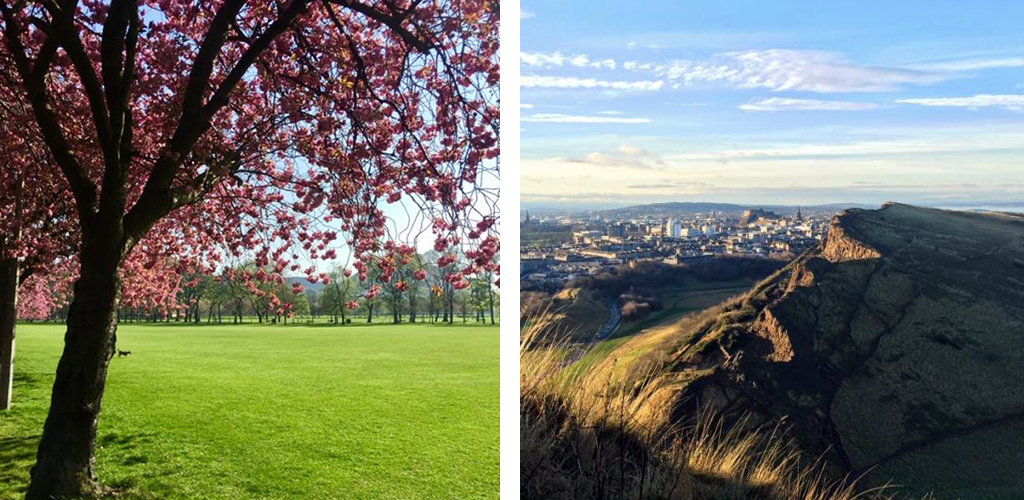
[22,254,499,326]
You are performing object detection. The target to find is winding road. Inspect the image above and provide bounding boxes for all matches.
[594,299,620,341]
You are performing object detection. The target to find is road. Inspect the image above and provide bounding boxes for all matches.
[594,299,620,341]
[563,300,621,366]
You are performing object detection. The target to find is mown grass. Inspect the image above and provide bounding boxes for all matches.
[1,322,498,500]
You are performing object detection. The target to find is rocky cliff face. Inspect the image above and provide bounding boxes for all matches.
[657,204,1024,498]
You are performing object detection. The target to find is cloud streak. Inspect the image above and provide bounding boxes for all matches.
[896,94,1024,109]
[912,57,1024,71]
[522,113,652,124]
[547,145,666,170]
[521,75,665,91]
[739,97,882,111]
[652,49,952,93]
[520,51,617,69]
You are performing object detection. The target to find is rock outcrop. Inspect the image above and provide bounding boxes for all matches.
[655,204,1024,499]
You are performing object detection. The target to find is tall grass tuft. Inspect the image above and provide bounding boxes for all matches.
[520,312,906,500]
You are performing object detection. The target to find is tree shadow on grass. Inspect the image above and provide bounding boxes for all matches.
[0,434,40,497]
[0,432,162,499]
[12,370,48,391]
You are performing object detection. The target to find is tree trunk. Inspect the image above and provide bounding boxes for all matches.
[0,257,18,411]
[367,303,373,323]
[26,244,122,499]
[488,290,495,324]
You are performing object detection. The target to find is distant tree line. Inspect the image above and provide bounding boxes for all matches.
[567,256,788,296]
[25,252,499,326]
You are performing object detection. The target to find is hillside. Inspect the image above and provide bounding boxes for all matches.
[593,203,1024,498]
[284,276,326,294]
[521,287,612,342]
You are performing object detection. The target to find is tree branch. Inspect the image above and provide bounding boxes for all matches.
[123,0,311,246]
[46,0,113,156]
[0,1,97,227]
[326,0,434,52]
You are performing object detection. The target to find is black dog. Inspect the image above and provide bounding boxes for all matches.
[117,349,132,358]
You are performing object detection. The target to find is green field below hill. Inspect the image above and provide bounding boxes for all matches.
[0,323,498,500]
[615,277,756,337]
[566,277,756,375]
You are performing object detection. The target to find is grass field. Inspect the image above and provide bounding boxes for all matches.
[565,278,755,376]
[0,323,498,500]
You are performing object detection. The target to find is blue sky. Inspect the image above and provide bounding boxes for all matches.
[520,1,1024,208]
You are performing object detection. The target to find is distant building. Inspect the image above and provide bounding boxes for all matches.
[663,218,681,238]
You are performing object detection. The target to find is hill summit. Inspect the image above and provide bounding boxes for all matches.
[615,203,1024,498]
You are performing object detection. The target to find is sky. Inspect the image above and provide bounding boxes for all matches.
[520,1,1024,209]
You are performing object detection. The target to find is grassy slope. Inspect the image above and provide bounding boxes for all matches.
[1,323,498,500]
[570,277,755,375]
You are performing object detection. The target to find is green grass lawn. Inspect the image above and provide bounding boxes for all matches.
[1,322,498,500]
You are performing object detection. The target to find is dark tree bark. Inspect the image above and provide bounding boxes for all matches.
[26,227,124,499]
[488,288,495,324]
[0,257,18,411]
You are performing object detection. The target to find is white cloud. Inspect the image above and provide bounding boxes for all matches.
[520,51,616,69]
[520,8,534,19]
[654,49,951,93]
[520,103,535,109]
[547,145,664,170]
[522,113,651,124]
[913,57,1024,72]
[739,97,882,112]
[623,61,654,71]
[661,126,1024,162]
[597,111,623,115]
[896,94,1024,110]
[521,75,664,91]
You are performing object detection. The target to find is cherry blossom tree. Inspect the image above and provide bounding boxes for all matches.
[0,0,499,497]
[0,72,78,411]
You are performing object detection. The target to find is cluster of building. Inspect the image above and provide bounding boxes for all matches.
[521,208,831,289]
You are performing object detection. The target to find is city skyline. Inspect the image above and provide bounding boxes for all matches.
[521,1,1024,208]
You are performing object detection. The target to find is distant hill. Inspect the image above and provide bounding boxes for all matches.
[284,276,325,294]
[603,201,876,217]
[589,204,1024,498]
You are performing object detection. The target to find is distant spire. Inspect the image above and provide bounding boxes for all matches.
[797,206,802,221]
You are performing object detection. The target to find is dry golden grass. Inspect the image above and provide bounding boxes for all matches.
[520,312,912,500]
